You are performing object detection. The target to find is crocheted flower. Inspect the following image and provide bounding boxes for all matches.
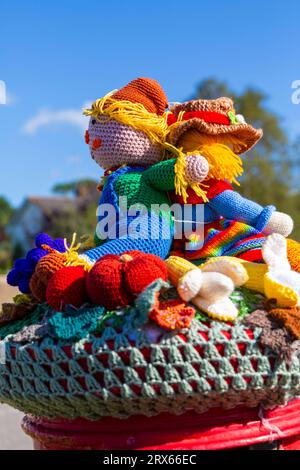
[244,309,300,364]
[86,251,168,310]
[7,233,67,294]
[149,297,195,331]
[268,306,300,340]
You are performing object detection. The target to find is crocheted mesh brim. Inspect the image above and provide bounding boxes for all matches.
[1,294,300,420]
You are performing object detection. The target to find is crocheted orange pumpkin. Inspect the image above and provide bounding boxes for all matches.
[86,251,168,310]
[30,252,66,302]
[46,266,88,311]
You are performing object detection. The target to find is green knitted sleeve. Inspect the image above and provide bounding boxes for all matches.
[143,158,176,191]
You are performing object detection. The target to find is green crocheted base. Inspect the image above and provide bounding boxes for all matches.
[1,287,300,420]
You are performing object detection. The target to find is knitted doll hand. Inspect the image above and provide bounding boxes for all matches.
[263,211,294,237]
[185,154,209,184]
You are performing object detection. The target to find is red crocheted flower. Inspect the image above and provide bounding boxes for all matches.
[149,297,195,331]
[86,251,168,310]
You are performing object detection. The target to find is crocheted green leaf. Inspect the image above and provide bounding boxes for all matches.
[230,287,265,319]
[47,306,105,341]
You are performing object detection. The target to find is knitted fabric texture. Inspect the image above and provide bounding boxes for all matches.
[287,239,300,272]
[86,252,167,310]
[172,219,267,263]
[167,97,263,154]
[110,77,168,115]
[268,307,300,340]
[0,300,38,326]
[244,310,300,364]
[85,165,174,262]
[30,251,66,302]
[46,266,88,311]
[87,118,163,169]
[1,289,300,420]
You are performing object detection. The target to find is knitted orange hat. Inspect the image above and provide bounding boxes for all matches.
[110,77,168,116]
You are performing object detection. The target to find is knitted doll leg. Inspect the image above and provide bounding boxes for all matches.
[287,238,300,273]
[83,236,172,262]
[85,213,173,262]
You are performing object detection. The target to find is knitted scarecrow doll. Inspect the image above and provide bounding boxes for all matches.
[166,97,300,270]
[81,77,209,264]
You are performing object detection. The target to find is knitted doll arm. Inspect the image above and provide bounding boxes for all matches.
[143,155,209,191]
[143,159,177,191]
[208,190,276,231]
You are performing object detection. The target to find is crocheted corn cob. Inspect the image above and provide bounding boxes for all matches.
[166,256,248,321]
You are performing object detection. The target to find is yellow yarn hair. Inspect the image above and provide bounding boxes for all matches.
[177,128,248,153]
[199,144,243,186]
[84,93,169,146]
[163,142,210,204]
[167,143,244,203]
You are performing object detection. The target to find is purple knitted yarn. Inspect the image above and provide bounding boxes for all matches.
[52,238,67,252]
[35,233,53,248]
[18,278,31,294]
[14,259,29,272]
[6,269,21,286]
[7,233,67,294]
[26,248,48,268]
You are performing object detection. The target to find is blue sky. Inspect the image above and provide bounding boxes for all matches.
[0,0,299,206]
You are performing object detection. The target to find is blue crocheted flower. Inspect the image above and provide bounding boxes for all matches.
[7,232,67,294]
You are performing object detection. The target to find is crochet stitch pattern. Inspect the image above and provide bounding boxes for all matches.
[1,289,300,420]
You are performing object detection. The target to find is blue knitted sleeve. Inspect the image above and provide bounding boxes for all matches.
[208,190,276,231]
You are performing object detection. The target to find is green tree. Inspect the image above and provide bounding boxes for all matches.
[192,78,300,240]
[52,179,97,198]
[0,196,14,272]
[0,196,14,228]
[48,179,99,244]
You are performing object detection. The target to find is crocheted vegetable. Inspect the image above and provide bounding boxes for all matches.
[7,233,67,294]
[30,251,67,302]
[46,266,89,311]
[29,234,93,302]
[86,251,168,310]
[166,256,248,322]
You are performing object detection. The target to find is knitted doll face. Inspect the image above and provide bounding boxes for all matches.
[86,117,162,169]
